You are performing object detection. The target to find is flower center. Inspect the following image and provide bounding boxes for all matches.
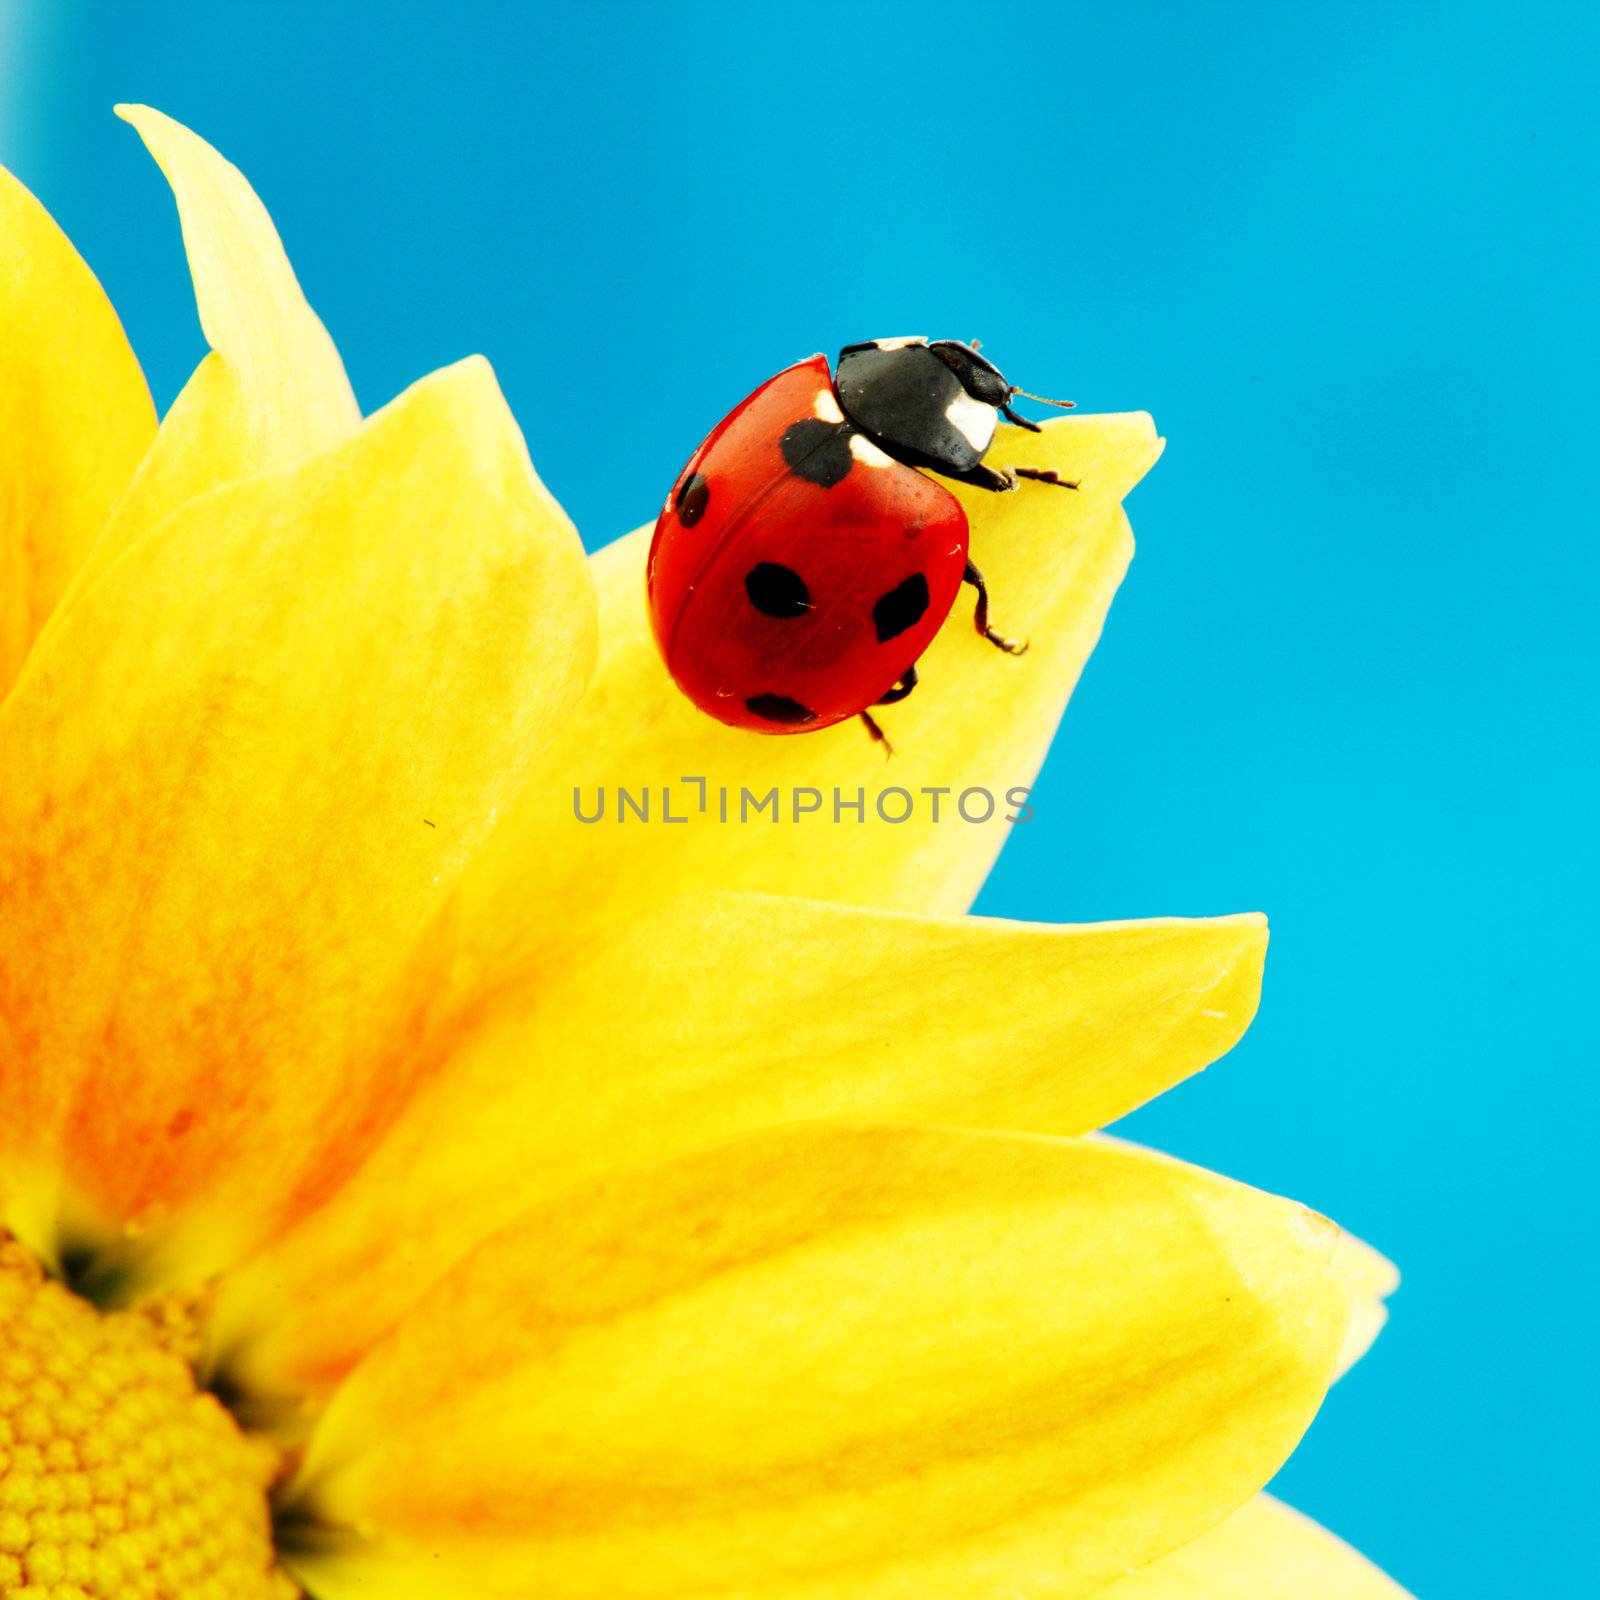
[0,1236,298,1598]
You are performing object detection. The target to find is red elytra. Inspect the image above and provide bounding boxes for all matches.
[646,340,1077,746]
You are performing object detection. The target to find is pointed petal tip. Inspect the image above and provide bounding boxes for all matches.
[389,357,576,538]
[1125,410,1166,488]
[1330,1221,1399,1292]
[416,352,501,410]
[1233,913,1270,977]
[363,360,509,460]
[114,102,181,140]
[1220,908,1269,939]
[1300,1206,1341,1249]
[1332,1228,1401,1366]
[1017,408,1164,505]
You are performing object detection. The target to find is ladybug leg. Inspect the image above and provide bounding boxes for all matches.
[858,666,917,755]
[1010,465,1080,489]
[999,403,1042,432]
[940,460,1020,493]
[933,460,1080,493]
[874,664,919,705]
[858,710,894,756]
[964,560,1029,656]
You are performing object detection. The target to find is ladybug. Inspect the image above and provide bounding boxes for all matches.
[646,337,1078,749]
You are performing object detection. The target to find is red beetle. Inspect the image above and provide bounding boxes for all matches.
[646,337,1076,748]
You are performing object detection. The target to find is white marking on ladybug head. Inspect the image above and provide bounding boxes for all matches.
[946,390,997,454]
[870,336,927,351]
[812,388,845,423]
[849,433,896,468]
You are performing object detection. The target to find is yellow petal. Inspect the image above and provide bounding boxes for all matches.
[1097,1131,1399,1383]
[1332,1229,1400,1377]
[1090,1133,1399,1383]
[448,413,1162,997]
[211,894,1269,1404]
[117,103,353,430]
[1106,1494,1414,1598]
[285,1126,1351,1600]
[64,106,359,601]
[0,164,155,697]
[0,357,595,1287]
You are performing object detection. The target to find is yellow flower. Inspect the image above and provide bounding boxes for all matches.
[0,107,1409,1599]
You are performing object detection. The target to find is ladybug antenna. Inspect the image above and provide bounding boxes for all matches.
[1000,385,1075,433]
[1009,387,1075,410]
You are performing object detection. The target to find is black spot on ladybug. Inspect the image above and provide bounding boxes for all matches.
[676,472,710,526]
[744,561,810,618]
[745,693,817,725]
[872,573,930,643]
[779,418,855,489]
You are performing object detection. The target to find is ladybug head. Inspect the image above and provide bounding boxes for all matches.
[832,337,1072,480]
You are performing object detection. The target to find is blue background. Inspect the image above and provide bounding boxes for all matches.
[4,2,1593,1593]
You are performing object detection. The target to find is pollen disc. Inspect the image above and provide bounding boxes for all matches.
[0,1236,293,1598]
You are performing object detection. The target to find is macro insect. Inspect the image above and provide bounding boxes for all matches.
[646,337,1078,750]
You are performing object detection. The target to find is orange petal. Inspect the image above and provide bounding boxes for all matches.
[447,413,1161,1000]
[0,358,595,1288]
[0,164,155,697]
[210,894,1268,1403]
[286,1126,1352,1600]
